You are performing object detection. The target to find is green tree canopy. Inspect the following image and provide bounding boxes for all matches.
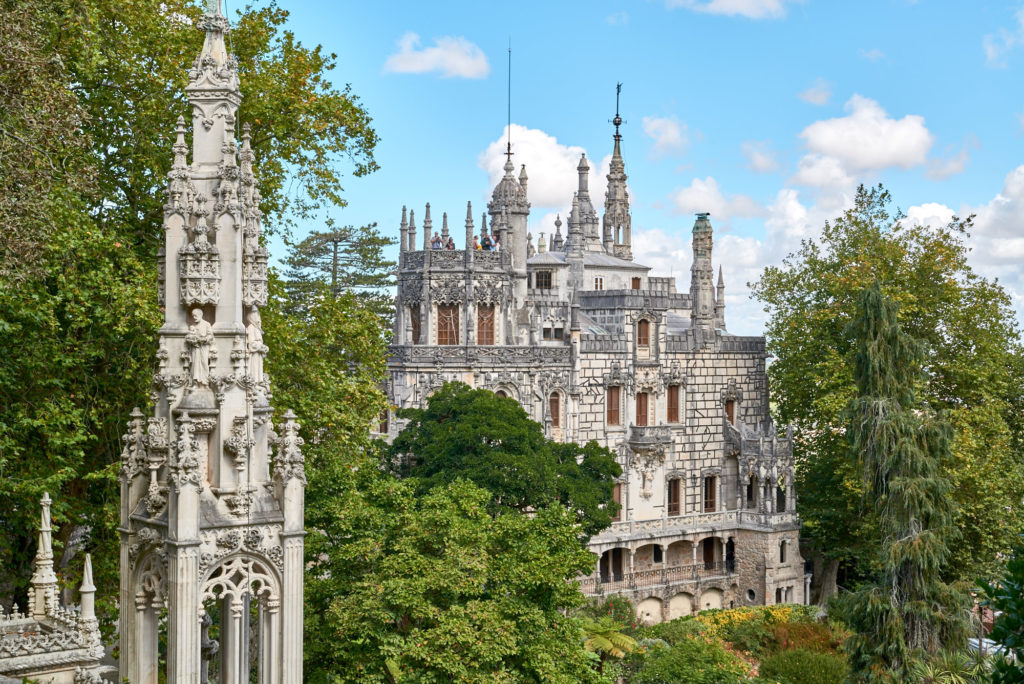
[391,382,622,537]
[0,0,379,621]
[839,283,971,681]
[751,185,1024,599]
[304,472,603,683]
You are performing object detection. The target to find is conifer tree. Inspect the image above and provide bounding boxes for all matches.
[841,283,972,681]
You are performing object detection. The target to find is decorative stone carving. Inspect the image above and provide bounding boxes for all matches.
[179,197,221,307]
[429,277,466,305]
[120,408,148,482]
[246,307,268,385]
[242,246,268,308]
[271,410,305,484]
[171,413,202,490]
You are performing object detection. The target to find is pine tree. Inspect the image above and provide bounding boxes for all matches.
[841,283,972,681]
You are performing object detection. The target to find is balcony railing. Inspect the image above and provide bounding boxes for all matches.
[627,425,672,447]
[577,560,736,595]
[589,509,800,542]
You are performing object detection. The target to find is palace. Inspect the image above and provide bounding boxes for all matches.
[386,108,807,623]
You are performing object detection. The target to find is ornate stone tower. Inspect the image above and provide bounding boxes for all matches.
[603,87,633,261]
[118,1,305,681]
[689,212,716,329]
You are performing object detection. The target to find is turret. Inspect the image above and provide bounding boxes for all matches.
[399,205,409,253]
[574,154,601,249]
[422,203,432,250]
[487,157,530,295]
[29,492,58,619]
[690,212,716,330]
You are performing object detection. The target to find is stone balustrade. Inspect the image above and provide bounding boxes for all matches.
[591,510,800,544]
[577,560,736,595]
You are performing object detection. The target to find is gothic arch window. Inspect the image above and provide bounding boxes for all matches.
[409,304,421,344]
[477,303,495,345]
[549,391,562,428]
[779,540,788,564]
[495,389,509,399]
[636,319,650,347]
[437,304,459,345]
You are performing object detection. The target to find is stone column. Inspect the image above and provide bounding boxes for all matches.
[260,600,281,684]
[136,599,159,683]
[166,541,201,683]
[281,534,304,684]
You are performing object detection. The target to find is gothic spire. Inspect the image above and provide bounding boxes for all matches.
[604,83,632,259]
[690,212,715,330]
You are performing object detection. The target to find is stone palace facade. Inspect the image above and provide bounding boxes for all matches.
[385,113,807,623]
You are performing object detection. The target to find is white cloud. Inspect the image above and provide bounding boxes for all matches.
[642,116,689,157]
[789,154,855,191]
[926,139,976,180]
[798,78,831,106]
[665,0,799,19]
[859,48,885,62]
[477,125,628,239]
[982,8,1024,68]
[904,203,955,229]
[606,11,629,25]
[383,32,489,79]
[670,177,763,220]
[742,140,779,173]
[799,95,933,172]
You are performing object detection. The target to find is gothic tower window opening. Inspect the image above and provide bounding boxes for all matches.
[409,304,421,344]
[534,270,552,289]
[606,385,621,426]
[636,318,650,347]
[667,384,681,423]
[476,303,495,345]
[549,391,561,428]
[635,391,649,426]
[437,304,459,345]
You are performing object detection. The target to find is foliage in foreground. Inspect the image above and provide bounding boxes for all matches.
[751,185,1024,599]
[630,635,750,684]
[982,541,1024,683]
[303,473,602,683]
[391,382,622,537]
[839,284,972,681]
[758,648,847,684]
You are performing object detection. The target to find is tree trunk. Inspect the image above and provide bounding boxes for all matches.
[811,553,839,606]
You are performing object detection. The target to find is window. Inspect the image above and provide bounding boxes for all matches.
[637,319,650,347]
[410,304,420,345]
[495,389,508,398]
[611,483,622,522]
[542,327,564,341]
[476,304,495,345]
[594,276,604,290]
[631,277,641,290]
[635,392,649,427]
[437,304,459,345]
[667,478,680,516]
[653,545,663,563]
[377,409,389,435]
[667,385,680,423]
[746,477,757,509]
[776,588,783,604]
[607,386,621,426]
[549,392,561,427]
[703,476,717,513]
[535,270,552,289]
[777,486,786,512]
[779,540,787,564]
[725,399,736,425]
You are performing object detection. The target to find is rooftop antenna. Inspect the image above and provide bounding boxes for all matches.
[506,38,513,162]
[611,82,625,140]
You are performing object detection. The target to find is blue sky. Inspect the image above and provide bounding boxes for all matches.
[260,0,1024,335]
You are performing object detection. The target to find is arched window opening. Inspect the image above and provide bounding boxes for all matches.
[495,389,508,399]
[653,545,664,563]
[599,548,625,583]
[746,477,757,510]
[779,540,787,564]
[777,485,786,512]
[725,399,736,425]
[636,319,650,347]
[409,304,421,344]
[476,304,495,345]
[549,392,561,428]
[437,304,459,345]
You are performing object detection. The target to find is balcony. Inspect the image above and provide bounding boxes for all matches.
[388,344,570,367]
[590,509,800,543]
[577,560,736,595]
[627,425,672,449]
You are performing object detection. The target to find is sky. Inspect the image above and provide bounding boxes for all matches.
[258,0,1024,336]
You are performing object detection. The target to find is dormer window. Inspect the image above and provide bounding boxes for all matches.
[535,271,552,289]
[631,277,641,290]
[594,276,604,290]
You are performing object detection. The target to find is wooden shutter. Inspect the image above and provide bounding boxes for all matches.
[611,483,622,522]
[410,305,420,344]
[607,386,621,425]
[637,319,650,346]
[635,392,648,426]
[668,479,680,516]
[667,385,680,423]
[704,476,716,512]
[549,392,560,427]
[725,399,735,425]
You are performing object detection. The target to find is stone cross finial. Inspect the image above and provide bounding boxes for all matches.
[206,0,222,15]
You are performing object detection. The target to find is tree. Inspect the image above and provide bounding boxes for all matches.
[839,283,972,681]
[981,543,1024,683]
[303,472,604,683]
[391,382,622,537]
[580,616,638,675]
[0,0,380,623]
[282,222,396,320]
[751,185,1024,601]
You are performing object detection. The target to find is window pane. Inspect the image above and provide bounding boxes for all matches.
[607,386,620,425]
[476,304,494,345]
[536,271,552,289]
[550,392,560,427]
[636,392,648,426]
[668,385,679,422]
[637,319,650,346]
[438,304,459,345]
[410,305,420,345]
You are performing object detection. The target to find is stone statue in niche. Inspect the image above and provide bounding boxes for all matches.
[186,308,214,387]
[246,307,267,384]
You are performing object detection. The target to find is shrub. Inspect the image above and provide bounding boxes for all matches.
[695,604,817,639]
[758,648,847,684]
[767,621,837,654]
[726,617,774,655]
[632,636,750,684]
[575,594,640,632]
[636,616,707,646]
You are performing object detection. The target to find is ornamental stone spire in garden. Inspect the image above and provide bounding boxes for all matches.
[118,1,305,681]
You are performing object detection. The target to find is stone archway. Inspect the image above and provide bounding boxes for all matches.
[636,597,664,625]
[668,592,694,619]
